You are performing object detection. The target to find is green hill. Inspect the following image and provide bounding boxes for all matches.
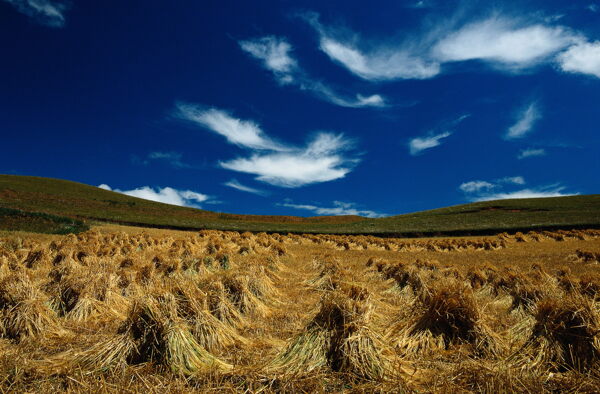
[1,174,599,235]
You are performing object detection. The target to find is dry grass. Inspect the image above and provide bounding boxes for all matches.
[0,226,599,392]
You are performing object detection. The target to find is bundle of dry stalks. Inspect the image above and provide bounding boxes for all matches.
[517,295,600,371]
[0,275,60,341]
[200,279,245,328]
[62,294,232,375]
[268,285,391,381]
[389,280,501,357]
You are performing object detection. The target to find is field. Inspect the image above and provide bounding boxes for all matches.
[1,226,600,392]
[2,175,600,235]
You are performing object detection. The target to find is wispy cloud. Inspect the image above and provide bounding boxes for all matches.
[557,41,600,78]
[408,114,469,155]
[239,36,386,108]
[409,131,451,155]
[147,152,191,169]
[518,148,546,159]
[239,36,297,77]
[433,17,578,69]
[458,176,576,201]
[304,12,582,80]
[459,180,495,193]
[178,104,357,188]
[305,13,440,81]
[473,186,576,201]
[459,176,524,193]
[505,102,541,140]
[281,201,386,218]
[220,133,355,188]
[176,104,287,151]
[223,179,268,196]
[98,184,211,208]
[3,0,68,27]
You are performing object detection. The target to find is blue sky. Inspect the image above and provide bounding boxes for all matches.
[1,0,599,217]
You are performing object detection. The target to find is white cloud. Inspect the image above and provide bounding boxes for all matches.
[179,104,358,188]
[588,4,599,13]
[240,36,386,108]
[4,0,67,27]
[306,12,583,80]
[281,201,386,218]
[473,186,576,201]
[459,181,495,193]
[98,184,210,208]
[459,176,525,193]
[459,176,575,201]
[147,152,191,168]
[518,148,546,159]
[239,36,297,79]
[318,37,441,81]
[557,41,600,78]
[220,133,355,188]
[500,176,526,185]
[505,102,541,140]
[409,131,451,155]
[434,17,578,68]
[176,104,287,151]
[223,179,268,196]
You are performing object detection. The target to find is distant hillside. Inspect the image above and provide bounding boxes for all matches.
[1,174,599,235]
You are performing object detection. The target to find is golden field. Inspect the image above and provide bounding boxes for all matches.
[0,226,599,392]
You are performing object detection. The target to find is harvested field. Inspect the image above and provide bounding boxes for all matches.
[0,226,599,392]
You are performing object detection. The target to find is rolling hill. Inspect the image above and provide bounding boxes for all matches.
[1,174,599,235]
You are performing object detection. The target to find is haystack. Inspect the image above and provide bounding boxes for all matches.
[0,275,59,341]
[517,296,600,371]
[268,285,391,380]
[66,295,232,375]
[389,280,500,357]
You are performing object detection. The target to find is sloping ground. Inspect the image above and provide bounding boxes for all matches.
[0,207,89,234]
[1,174,599,235]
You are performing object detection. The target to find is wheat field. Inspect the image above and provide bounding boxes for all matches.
[0,226,599,392]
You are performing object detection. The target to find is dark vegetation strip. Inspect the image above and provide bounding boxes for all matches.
[83,215,600,238]
[0,207,89,234]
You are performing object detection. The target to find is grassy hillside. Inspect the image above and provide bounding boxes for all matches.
[1,174,599,235]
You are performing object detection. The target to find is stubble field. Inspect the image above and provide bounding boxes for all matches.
[1,226,599,392]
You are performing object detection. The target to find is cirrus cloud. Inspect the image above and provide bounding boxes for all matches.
[3,0,68,27]
[280,200,386,218]
[505,102,541,140]
[177,104,358,188]
[239,36,387,108]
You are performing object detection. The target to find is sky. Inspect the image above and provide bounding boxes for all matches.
[1,0,599,218]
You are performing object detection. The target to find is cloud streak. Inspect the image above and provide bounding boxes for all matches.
[178,104,357,187]
[518,148,546,159]
[505,102,541,140]
[304,12,584,81]
[473,186,576,201]
[239,36,387,108]
[409,132,451,155]
[408,114,469,155]
[147,152,191,168]
[223,179,268,196]
[281,201,386,218]
[98,184,211,208]
[434,17,577,69]
[176,104,287,151]
[458,176,576,201]
[220,133,355,188]
[3,0,67,27]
